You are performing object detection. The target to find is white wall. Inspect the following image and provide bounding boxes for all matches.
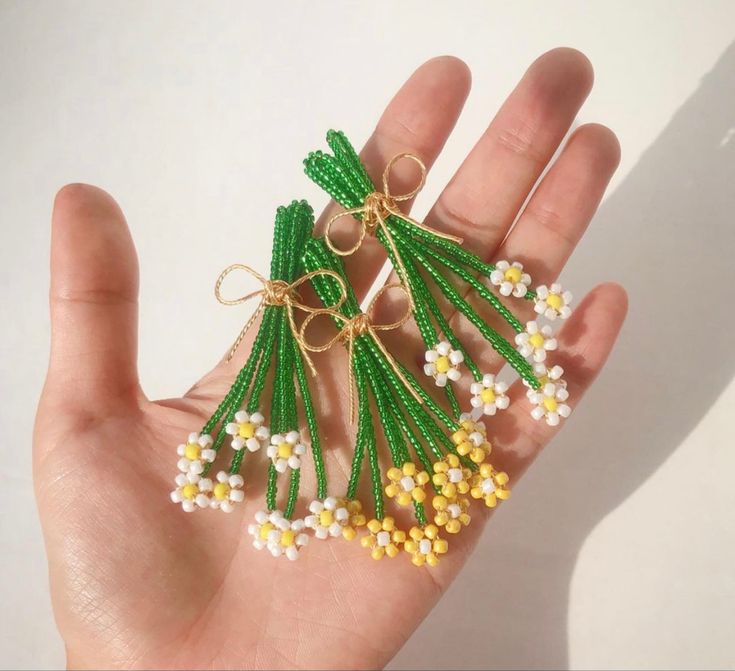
[1,1,733,668]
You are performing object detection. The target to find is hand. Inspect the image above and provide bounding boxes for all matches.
[35,49,627,670]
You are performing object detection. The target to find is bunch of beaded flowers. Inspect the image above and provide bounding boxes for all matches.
[169,130,573,567]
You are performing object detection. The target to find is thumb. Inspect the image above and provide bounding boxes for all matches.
[42,184,142,417]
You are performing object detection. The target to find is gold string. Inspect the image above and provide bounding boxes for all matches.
[324,153,464,310]
[215,263,347,375]
[299,283,423,422]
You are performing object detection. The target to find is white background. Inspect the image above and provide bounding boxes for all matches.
[1,1,734,669]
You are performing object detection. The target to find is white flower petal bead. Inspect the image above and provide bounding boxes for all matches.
[528,382,572,426]
[225,409,270,452]
[469,372,510,417]
[209,470,245,511]
[175,432,216,475]
[268,430,308,474]
[515,321,558,362]
[489,260,532,298]
[534,283,573,320]
[423,341,464,387]
[170,472,211,512]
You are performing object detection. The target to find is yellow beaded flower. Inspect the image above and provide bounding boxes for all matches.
[404,524,449,567]
[431,453,471,499]
[385,462,430,505]
[470,463,511,508]
[361,517,407,560]
[432,494,471,534]
[451,414,492,464]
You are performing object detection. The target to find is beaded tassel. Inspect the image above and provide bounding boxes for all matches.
[169,201,326,536]
[304,131,573,426]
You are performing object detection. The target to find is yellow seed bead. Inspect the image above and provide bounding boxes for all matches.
[184,443,200,461]
[496,488,511,500]
[416,471,430,486]
[181,484,199,500]
[387,467,402,481]
[546,293,563,310]
[424,524,439,539]
[319,510,334,527]
[443,482,457,498]
[342,526,356,541]
[459,513,471,526]
[404,540,417,553]
[347,500,362,513]
[495,471,509,486]
[360,535,373,549]
[480,388,497,404]
[433,539,449,554]
[435,355,450,374]
[352,514,366,527]
[543,396,559,412]
[457,481,470,495]
[367,519,382,534]
[460,419,474,432]
[434,512,449,526]
[397,491,412,506]
[213,482,230,501]
[382,517,396,532]
[470,486,482,499]
[371,546,385,560]
[432,474,448,489]
[452,429,469,445]
[403,462,416,476]
[392,530,406,544]
[485,493,498,508]
[412,554,426,567]
[385,543,400,558]
[528,332,545,349]
[456,441,472,456]
[470,447,485,464]
[426,552,440,567]
[504,266,522,283]
[280,530,295,547]
[277,442,292,459]
[479,463,493,478]
[259,522,274,540]
[446,519,461,534]
[385,483,400,498]
[433,461,448,474]
[433,495,448,511]
[409,526,423,541]
[412,488,426,503]
[447,454,460,468]
[238,422,255,439]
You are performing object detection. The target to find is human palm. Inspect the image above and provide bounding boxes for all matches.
[34,49,627,670]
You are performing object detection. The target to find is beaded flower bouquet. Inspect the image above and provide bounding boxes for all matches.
[170,130,573,567]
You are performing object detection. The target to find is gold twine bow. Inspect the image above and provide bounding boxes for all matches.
[324,153,463,310]
[215,264,347,375]
[299,283,423,422]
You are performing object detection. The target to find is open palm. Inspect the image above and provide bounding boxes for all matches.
[34,49,627,670]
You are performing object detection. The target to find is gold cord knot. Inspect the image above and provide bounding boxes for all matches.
[215,263,347,373]
[324,152,463,311]
[300,283,423,421]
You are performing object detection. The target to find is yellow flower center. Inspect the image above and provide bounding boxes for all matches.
[181,484,199,500]
[259,522,274,540]
[238,422,255,439]
[280,529,296,547]
[504,266,522,283]
[435,355,451,374]
[528,332,546,348]
[184,443,201,460]
[319,510,335,527]
[543,396,558,412]
[277,442,292,459]
[480,388,496,404]
[213,482,230,500]
[546,293,563,310]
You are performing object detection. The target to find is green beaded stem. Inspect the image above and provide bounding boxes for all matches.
[197,201,327,517]
[304,237,459,524]
[304,130,543,396]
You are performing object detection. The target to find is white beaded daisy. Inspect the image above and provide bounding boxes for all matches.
[209,471,245,512]
[515,320,558,362]
[304,497,350,539]
[528,362,566,387]
[534,283,572,320]
[247,510,308,560]
[267,431,307,473]
[469,373,510,416]
[528,382,571,426]
[170,472,212,512]
[424,341,463,387]
[225,410,270,452]
[489,260,532,297]
[176,432,215,475]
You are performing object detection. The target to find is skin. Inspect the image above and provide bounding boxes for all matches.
[34,49,628,670]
